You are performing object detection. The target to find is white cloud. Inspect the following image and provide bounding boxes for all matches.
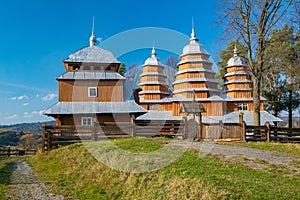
[42,93,57,101]
[24,112,33,118]
[10,95,29,101]
[32,110,45,116]
[24,110,45,118]
[4,114,17,120]
[18,95,28,100]
[23,103,29,106]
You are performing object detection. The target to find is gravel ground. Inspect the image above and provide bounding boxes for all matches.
[169,141,299,173]
[4,160,65,200]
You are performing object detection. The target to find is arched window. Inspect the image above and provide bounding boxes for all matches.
[73,65,80,71]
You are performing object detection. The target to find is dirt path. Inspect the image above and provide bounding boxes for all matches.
[169,142,300,174]
[4,160,64,200]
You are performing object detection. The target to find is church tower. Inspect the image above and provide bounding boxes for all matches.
[139,47,169,101]
[173,27,220,99]
[224,45,264,112]
[171,25,223,116]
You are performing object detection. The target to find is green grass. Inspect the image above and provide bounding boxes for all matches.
[218,141,300,158]
[28,138,300,200]
[0,129,6,133]
[0,156,22,199]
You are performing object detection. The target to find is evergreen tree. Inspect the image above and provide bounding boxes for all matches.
[263,25,300,126]
[118,63,126,76]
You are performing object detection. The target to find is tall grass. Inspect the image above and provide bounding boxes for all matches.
[28,138,300,200]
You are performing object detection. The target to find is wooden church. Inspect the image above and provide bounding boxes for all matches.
[44,26,146,126]
[44,23,281,128]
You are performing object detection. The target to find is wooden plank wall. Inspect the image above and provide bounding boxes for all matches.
[58,80,124,102]
[201,123,242,140]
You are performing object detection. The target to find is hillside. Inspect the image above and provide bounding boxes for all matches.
[0,121,55,134]
[28,138,300,200]
[0,130,20,147]
[0,121,54,148]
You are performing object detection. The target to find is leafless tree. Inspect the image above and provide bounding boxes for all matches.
[19,133,40,150]
[165,55,179,92]
[218,0,294,125]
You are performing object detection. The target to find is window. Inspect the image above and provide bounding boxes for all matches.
[73,65,80,71]
[82,117,93,126]
[238,103,248,111]
[148,104,158,110]
[88,87,97,97]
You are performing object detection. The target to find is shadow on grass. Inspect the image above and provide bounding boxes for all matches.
[0,158,17,198]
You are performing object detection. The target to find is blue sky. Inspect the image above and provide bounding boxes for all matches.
[0,0,226,125]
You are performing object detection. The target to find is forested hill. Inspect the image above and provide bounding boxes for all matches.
[0,121,55,134]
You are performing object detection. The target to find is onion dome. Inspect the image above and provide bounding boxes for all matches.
[143,47,161,66]
[182,27,208,56]
[65,46,120,64]
[226,44,248,67]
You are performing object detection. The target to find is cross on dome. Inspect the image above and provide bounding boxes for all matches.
[190,17,199,43]
[89,17,97,46]
[151,46,157,57]
[233,42,239,57]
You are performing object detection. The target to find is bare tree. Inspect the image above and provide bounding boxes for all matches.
[219,0,294,125]
[19,133,40,150]
[165,55,179,92]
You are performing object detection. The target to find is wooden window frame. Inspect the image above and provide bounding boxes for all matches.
[81,117,93,126]
[88,87,98,97]
[238,103,248,111]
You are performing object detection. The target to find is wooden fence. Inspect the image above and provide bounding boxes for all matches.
[243,122,300,143]
[201,123,242,141]
[42,121,184,151]
[0,148,36,156]
[42,120,300,151]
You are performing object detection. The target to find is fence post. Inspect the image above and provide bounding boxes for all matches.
[265,122,271,142]
[42,122,46,152]
[239,113,246,142]
[7,146,10,156]
[183,116,187,139]
[131,114,136,137]
[92,120,97,141]
[241,121,246,142]
[47,126,51,150]
[198,113,202,141]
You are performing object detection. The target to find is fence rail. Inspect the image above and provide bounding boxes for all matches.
[42,119,300,151]
[42,121,184,151]
[0,148,36,156]
[244,122,300,143]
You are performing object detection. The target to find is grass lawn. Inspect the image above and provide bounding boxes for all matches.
[218,141,300,158]
[28,137,300,200]
[0,128,7,133]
